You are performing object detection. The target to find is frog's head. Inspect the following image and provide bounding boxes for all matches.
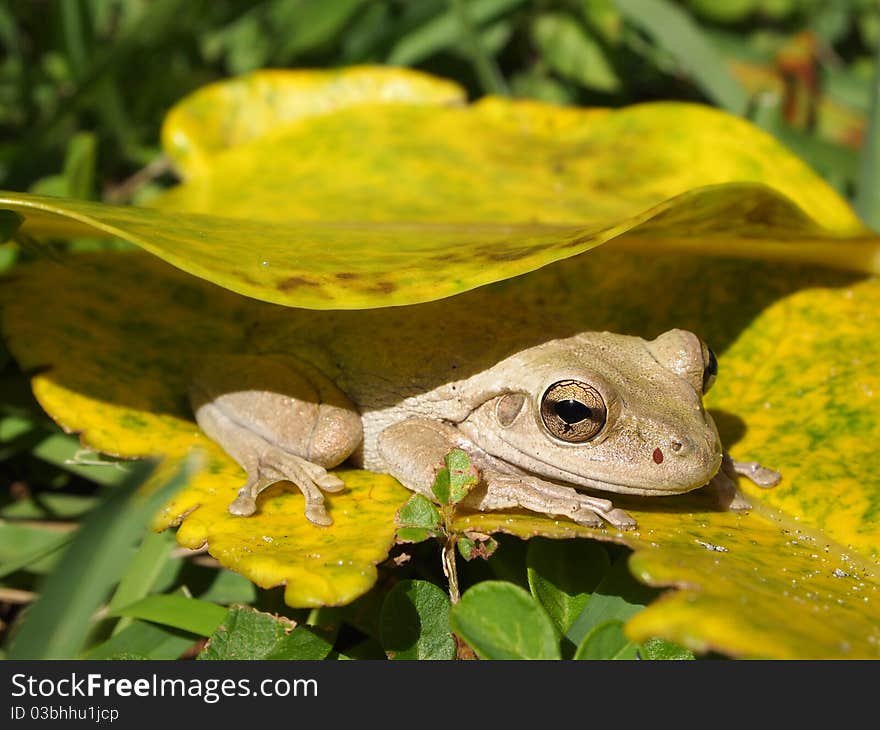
[458,329,723,495]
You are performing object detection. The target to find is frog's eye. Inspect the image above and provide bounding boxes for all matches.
[540,380,606,443]
[701,342,718,393]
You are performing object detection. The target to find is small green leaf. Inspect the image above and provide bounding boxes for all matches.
[527,538,611,635]
[395,527,435,543]
[396,493,442,531]
[458,534,499,561]
[450,581,560,659]
[432,448,479,505]
[379,579,455,660]
[565,554,656,646]
[638,637,695,660]
[574,620,638,660]
[110,594,227,637]
[198,606,334,660]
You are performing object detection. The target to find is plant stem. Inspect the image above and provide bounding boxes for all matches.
[450,0,508,96]
[442,536,461,604]
[856,37,880,232]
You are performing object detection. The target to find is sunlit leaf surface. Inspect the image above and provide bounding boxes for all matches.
[161,66,467,179]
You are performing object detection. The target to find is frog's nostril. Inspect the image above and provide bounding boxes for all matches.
[670,441,683,453]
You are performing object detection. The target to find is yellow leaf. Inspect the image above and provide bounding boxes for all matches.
[153,456,409,608]
[2,70,878,310]
[161,66,466,179]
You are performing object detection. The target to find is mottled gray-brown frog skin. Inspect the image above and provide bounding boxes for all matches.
[190,292,781,530]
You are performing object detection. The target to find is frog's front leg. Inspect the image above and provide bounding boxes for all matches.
[377,418,636,530]
[707,453,781,511]
[190,355,363,526]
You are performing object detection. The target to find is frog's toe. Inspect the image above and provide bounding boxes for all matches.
[229,485,258,516]
[305,502,332,526]
[733,460,781,488]
[707,469,752,511]
[315,472,346,493]
[601,507,637,530]
[571,507,604,528]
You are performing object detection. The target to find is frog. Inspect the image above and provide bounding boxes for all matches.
[189,321,780,531]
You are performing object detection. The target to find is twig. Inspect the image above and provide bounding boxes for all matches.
[104,155,171,204]
[0,587,37,605]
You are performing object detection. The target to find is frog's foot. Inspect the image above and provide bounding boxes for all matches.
[470,472,637,530]
[228,447,345,526]
[705,454,782,513]
[731,460,781,488]
[706,467,752,512]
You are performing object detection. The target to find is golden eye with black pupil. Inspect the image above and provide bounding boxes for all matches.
[540,380,606,443]
[702,343,718,393]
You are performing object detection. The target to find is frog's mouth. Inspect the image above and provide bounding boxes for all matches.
[519,450,724,497]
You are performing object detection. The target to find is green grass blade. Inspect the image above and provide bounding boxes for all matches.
[856,38,880,232]
[109,594,227,637]
[31,432,133,487]
[613,0,749,115]
[449,0,508,95]
[0,528,73,579]
[387,0,525,66]
[4,458,189,659]
[0,493,99,520]
[85,619,198,660]
[62,131,97,200]
[106,529,177,635]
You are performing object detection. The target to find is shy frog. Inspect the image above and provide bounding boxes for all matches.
[190,307,780,530]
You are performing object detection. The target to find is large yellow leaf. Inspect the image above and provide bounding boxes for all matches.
[1,70,878,311]
[6,186,877,310]
[161,66,467,179]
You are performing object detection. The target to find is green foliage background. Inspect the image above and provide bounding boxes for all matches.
[0,0,877,660]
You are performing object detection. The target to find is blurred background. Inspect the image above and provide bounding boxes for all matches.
[1,0,877,208]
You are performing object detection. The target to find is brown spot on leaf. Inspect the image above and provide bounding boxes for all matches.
[278,275,321,291]
[335,272,360,280]
[369,280,397,294]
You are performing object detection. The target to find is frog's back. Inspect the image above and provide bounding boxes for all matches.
[248,296,550,410]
